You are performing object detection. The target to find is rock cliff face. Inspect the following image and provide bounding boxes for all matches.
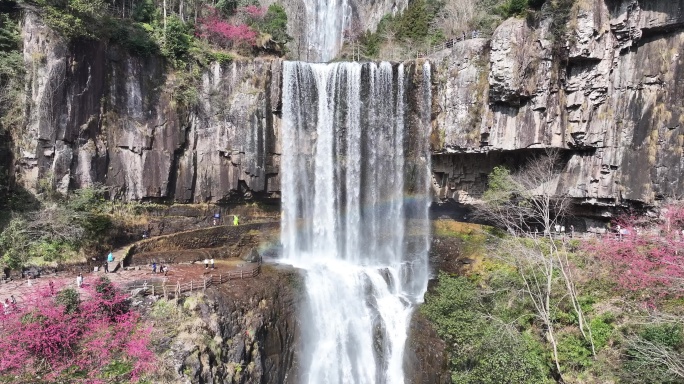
[14,10,429,203]
[19,11,281,202]
[15,0,684,211]
[153,265,302,384]
[432,0,684,209]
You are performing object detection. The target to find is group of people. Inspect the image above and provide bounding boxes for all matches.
[212,213,240,226]
[151,262,169,276]
[2,295,17,314]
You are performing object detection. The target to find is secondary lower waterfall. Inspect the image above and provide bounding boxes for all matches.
[280,60,432,384]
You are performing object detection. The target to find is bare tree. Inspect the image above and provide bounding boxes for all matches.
[432,0,476,38]
[497,236,563,374]
[477,149,596,378]
[627,335,684,379]
[379,24,401,62]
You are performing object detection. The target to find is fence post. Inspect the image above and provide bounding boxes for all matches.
[190,281,193,292]
[152,285,155,296]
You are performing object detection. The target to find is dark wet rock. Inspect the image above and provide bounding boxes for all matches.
[166,265,303,384]
[241,248,261,263]
[404,309,450,384]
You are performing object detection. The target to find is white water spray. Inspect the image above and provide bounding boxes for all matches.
[281,61,432,384]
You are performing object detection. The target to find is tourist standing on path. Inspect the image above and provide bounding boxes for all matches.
[103,261,109,273]
[204,258,209,269]
[107,251,114,263]
[163,265,169,276]
[210,258,215,269]
[152,262,157,274]
[76,273,83,288]
[233,215,239,226]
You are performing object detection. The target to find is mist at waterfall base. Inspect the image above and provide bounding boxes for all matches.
[280,61,432,384]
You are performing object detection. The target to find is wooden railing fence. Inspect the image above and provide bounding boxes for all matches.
[128,263,261,299]
[415,32,483,58]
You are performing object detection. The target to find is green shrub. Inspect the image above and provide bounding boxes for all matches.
[56,288,81,314]
[161,16,191,60]
[640,323,684,349]
[451,332,549,384]
[261,4,290,44]
[422,273,551,383]
[67,185,108,213]
[557,333,593,370]
[102,360,133,378]
[132,0,156,23]
[503,0,529,16]
[397,0,430,40]
[0,13,24,131]
[108,21,159,56]
[172,69,200,107]
[28,0,107,39]
[212,51,234,64]
[27,240,76,263]
[589,313,615,350]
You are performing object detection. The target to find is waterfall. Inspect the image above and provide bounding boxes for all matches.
[281,60,432,384]
[304,0,349,62]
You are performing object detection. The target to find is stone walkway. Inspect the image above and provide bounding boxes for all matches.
[0,259,253,305]
[1,222,275,305]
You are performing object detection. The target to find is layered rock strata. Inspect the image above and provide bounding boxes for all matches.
[432,0,684,208]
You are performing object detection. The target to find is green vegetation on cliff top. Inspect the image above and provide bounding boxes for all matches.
[346,0,574,61]
[12,0,289,64]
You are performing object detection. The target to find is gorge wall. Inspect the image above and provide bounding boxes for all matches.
[11,0,684,215]
[432,0,684,211]
[18,11,281,203]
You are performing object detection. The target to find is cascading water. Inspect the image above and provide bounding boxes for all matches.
[304,0,349,62]
[280,60,432,384]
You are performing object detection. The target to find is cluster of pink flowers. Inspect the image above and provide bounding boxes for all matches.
[238,5,266,19]
[0,279,154,383]
[196,6,258,47]
[584,204,684,298]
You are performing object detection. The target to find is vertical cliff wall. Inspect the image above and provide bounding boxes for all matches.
[16,0,684,211]
[14,10,434,204]
[153,266,302,384]
[432,0,684,209]
[18,11,281,203]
